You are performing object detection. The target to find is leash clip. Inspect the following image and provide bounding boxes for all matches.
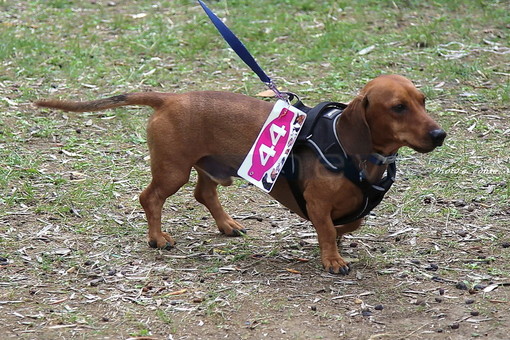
[265,81,289,102]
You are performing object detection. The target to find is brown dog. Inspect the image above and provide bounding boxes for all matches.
[36,75,446,274]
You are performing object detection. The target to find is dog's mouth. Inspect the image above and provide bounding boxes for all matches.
[408,129,447,153]
[412,145,438,153]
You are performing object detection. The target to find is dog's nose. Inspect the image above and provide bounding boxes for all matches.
[429,129,446,146]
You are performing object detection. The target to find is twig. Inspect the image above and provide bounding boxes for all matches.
[403,322,430,338]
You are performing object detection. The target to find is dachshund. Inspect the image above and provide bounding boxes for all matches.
[36,75,446,274]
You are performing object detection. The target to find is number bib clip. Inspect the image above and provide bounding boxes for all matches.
[238,100,307,192]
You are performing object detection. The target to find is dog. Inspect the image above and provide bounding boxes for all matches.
[36,75,446,274]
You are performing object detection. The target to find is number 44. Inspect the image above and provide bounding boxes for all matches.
[259,123,287,166]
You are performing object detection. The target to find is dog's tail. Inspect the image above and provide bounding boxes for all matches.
[35,92,167,112]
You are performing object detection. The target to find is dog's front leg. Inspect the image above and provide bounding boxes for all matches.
[307,202,351,275]
[336,219,363,247]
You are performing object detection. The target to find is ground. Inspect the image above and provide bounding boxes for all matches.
[1,0,509,339]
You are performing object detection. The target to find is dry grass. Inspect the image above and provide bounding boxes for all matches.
[1,0,509,339]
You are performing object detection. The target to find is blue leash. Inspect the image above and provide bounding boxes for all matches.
[198,0,287,101]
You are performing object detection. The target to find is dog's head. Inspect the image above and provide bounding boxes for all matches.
[339,75,446,156]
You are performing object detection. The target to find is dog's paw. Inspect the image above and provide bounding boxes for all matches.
[217,218,247,237]
[147,232,176,250]
[322,255,351,275]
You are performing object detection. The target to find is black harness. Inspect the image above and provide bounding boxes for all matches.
[282,98,397,225]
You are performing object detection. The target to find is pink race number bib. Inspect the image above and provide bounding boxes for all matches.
[238,100,306,192]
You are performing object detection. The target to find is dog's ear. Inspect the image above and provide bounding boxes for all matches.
[337,95,373,156]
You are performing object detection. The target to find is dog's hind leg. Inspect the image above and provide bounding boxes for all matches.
[193,167,247,236]
[139,168,191,250]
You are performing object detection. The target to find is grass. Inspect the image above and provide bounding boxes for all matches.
[1,0,509,339]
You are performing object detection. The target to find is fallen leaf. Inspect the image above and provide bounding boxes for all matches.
[130,13,147,19]
[256,90,276,97]
[51,248,71,256]
[483,284,499,293]
[164,289,187,296]
[358,45,376,55]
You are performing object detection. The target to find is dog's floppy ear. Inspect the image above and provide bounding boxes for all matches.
[337,95,373,156]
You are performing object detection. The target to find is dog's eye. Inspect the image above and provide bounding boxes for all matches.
[392,104,407,113]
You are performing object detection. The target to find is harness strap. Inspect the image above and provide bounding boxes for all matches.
[281,101,397,225]
[284,153,396,225]
[332,161,396,225]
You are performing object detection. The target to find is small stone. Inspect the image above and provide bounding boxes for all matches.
[89,278,102,287]
[411,259,421,265]
[374,304,384,311]
[473,284,486,291]
[453,199,466,207]
[439,288,445,295]
[456,281,468,290]
[501,242,510,248]
[465,299,475,305]
[456,230,468,237]
[435,297,443,303]
[450,323,460,330]
[470,311,480,316]
[311,305,317,311]
[427,263,439,271]
[361,309,372,317]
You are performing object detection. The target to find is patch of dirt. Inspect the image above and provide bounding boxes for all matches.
[2,172,510,339]
[2,79,509,340]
